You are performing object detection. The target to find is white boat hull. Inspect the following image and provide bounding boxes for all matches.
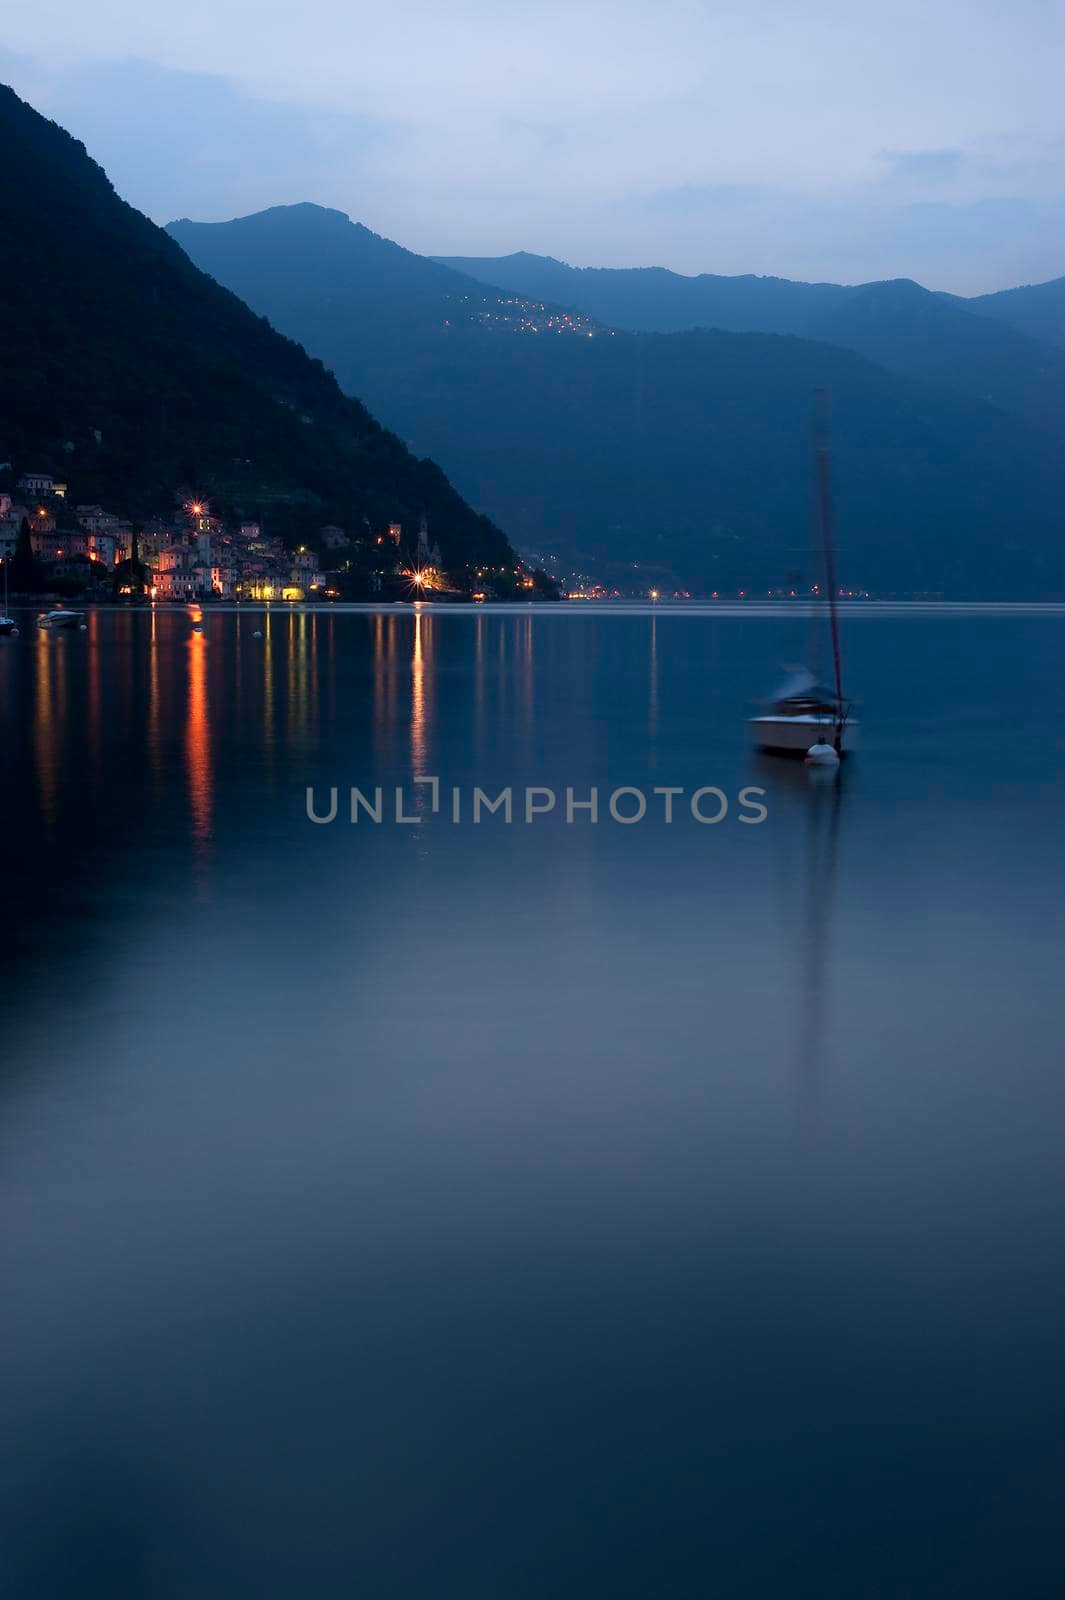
[749,713,859,755]
[37,610,85,630]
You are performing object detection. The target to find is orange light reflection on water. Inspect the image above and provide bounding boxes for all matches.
[186,632,213,854]
[411,610,430,775]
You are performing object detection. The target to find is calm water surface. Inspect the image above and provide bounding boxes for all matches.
[2,605,1064,1598]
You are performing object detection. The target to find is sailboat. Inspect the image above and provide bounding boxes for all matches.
[749,393,858,757]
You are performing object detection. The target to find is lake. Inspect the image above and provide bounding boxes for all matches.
[2,603,1064,1598]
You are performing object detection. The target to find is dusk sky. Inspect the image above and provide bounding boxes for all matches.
[5,1,1063,292]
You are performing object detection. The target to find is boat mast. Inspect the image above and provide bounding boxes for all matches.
[814,390,845,746]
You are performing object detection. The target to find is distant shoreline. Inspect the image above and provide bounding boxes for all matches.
[7,600,1065,619]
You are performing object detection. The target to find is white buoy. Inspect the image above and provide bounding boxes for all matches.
[252,629,263,639]
[805,741,840,767]
[79,623,87,631]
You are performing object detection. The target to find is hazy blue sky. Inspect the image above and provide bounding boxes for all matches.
[5,1,1063,291]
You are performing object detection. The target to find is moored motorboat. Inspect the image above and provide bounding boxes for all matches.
[37,609,86,629]
[0,616,18,636]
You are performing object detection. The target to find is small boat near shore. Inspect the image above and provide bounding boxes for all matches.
[37,609,86,630]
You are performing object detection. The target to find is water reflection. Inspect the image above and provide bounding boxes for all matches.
[185,632,212,856]
[285,610,315,750]
[87,610,103,784]
[475,613,486,759]
[648,613,659,759]
[3,610,1065,1598]
[518,613,534,750]
[33,627,60,830]
[795,766,845,1129]
[309,613,319,737]
[262,610,274,760]
[372,612,397,765]
[410,608,430,775]
[286,609,298,749]
[755,755,847,1130]
[147,609,161,791]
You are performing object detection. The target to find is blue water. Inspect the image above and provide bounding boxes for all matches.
[2,605,1064,1597]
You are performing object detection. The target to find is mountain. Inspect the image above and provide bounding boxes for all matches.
[965,278,1065,348]
[808,280,1065,438]
[436,252,852,335]
[169,206,1065,597]
[439,255,1065,445]
[167,206,606,347]
[0,85,513,574]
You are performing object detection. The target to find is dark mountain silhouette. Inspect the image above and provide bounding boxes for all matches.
[169,206,1065,596]
[0,86,512,570]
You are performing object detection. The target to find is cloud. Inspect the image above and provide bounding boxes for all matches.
[644,184,756,218]
[879,149,966,183]
[3,0,1064,293]
[0,56,395,223]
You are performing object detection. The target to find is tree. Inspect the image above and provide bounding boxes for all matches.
[8,516,45,594]
[112,524,148,596]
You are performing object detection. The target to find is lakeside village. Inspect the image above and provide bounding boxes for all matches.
[0,471,548,604]
[0,470,879,606]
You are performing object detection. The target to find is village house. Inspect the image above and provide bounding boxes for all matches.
[76,505,122,534]
[17,471,55,495]
[153,545,198,599]
[0,500,29,558]
[87,531,120,565]
[138,519,177,564]
[153,569,198,600]
[32,530,69,560]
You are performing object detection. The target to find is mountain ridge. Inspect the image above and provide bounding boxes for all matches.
[438,249,1065,339]
[169,203,1065,597]
[436,251,1065,440]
